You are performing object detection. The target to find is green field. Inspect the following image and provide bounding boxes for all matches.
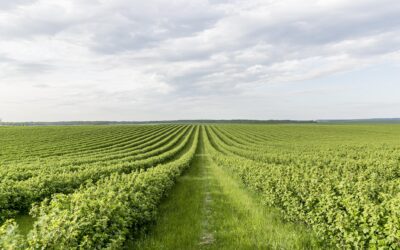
[1,124,400,249]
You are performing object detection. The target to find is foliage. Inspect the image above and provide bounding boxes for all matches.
[0,125,193,223]
[2,124,400,248]
[0,126,198,249]
[204,124,400,248]
[0,220,26,249]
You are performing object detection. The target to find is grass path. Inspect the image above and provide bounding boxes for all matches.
[125,130,208,249]
[127,131,321,249]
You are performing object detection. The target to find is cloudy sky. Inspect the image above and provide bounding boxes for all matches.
[1,0,400,121]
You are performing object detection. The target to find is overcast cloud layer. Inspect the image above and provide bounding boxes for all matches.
[1,0,400,121]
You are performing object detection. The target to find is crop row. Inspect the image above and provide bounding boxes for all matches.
[0,125,175,165]
[0,125,194,223]
[205,125,400,248]
[0,126,199,249]
[0,125,186,181]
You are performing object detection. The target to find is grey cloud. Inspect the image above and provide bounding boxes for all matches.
[83,1,224,54]
[32,84,50,88]
[0,0,36,10]
[0,54,53,78]
[17,62,53,74]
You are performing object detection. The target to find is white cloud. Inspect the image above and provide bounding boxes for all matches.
[0,0,400,121]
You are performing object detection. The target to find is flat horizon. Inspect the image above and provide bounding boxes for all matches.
[2,117,400,123]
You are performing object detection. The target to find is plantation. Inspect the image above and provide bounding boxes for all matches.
[1,124,400,249]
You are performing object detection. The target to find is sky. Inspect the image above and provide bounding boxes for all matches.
[0,0,400,122]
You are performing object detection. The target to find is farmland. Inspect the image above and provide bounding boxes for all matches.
[1,124,400,249]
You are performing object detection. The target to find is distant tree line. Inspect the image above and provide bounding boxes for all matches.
[3,118,400,126]
[0,119,317,126]
[317,118,400,124]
